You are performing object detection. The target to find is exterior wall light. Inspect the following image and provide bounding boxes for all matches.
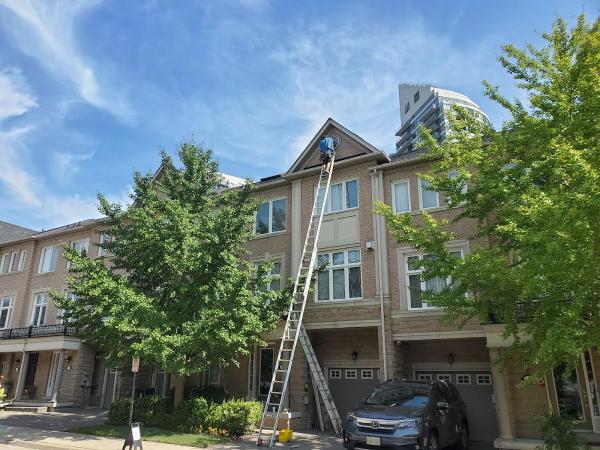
[352,351,358,361]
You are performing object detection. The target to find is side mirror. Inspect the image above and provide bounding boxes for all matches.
[436,401,449,411]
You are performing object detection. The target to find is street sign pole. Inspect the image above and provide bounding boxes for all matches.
[123,357,142,450]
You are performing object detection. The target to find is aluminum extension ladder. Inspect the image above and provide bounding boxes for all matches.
[256,155,342,447]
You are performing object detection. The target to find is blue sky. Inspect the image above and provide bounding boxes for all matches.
[0,0,597,230]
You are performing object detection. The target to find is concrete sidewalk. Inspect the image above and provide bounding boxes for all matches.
[0,424,199,450]
[0,424,343,449]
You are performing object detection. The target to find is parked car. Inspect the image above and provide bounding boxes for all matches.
[342,379,469,450]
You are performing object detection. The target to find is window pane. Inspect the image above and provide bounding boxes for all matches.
[408,274,423,308]
[420,179,438,209]
[40,306,46,325]
[332,269,345,299]
[406,255,420,271]
[347,250,361,263]
[271,199,287,232]
[425,276,447,294]
[317,254,329,267]
[259,348,274,397]
[0,309,8,328]
[332,252,345,265]
[49,247,58,272]
[270,262,281,291]
[330,183,343,212]
[394,182,410,212]
[346,180,358,208]
[316,187,326,213]
[32,307,40,326]
[256,202,270,234]
[349,267,362,298]
[317,271,330,300]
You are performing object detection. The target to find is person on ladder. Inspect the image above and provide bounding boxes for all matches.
[319,135,337,174]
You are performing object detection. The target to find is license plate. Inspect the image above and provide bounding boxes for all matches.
[366,436,381,446]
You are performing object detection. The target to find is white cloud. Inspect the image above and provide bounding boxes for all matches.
[0,0,132,121]
[0,68,38,121]
[53,150,95,183]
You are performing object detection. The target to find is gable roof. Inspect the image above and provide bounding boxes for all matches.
[286,118,390,175]
[0,220,37,244]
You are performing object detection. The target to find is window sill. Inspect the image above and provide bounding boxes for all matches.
[391,309,446,318]
[311,298,379,308]
[35,271,57,277]
[314,206,359,218]
[251,231,287,240]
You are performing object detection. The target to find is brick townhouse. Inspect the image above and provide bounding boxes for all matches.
[1,118,599,448]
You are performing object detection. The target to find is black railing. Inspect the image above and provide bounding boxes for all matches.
[0,324,77,340]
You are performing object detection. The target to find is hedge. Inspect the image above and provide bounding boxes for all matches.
[108,396,262,437]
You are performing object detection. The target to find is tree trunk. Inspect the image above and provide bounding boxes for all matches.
[172,374,186,408]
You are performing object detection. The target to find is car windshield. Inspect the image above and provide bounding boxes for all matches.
[365,383,430,408]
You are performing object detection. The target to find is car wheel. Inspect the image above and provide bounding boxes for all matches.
[456,423,469,450]
[426,431,439,450]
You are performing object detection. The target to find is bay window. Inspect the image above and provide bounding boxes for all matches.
[405,250,462,310]
[316,179,358,214]
[255,198,287,234]
[0,297,14,329]
[316,249,362,301]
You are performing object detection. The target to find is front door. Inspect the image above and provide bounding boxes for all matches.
[554,360,594,431]
[45,352,61,398]
[24,353,38,387]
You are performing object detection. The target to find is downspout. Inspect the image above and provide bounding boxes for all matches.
[372,168,388,381]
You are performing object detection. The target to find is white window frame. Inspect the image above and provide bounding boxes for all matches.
[97,233,113,257]
[315,178,359,215]
[315,248,362,302]
[476,374,492,385]
[405,249,463,310]
[17,250,27,272]
[59,290,77,324]
[329,369,341,379]
[31,292,48,326]
[456,374,472,385]
[254,258,283,292]
[447,171,467,206]
[0,296,14,329]
[255,197,287,235]
[437,374,452,382]
[8,251,18,273]
[0,254,8,274]
[208,366,221,386]
[391,180,411,213]
[417,374,432,382]
[418,177,439,210]
[360,369,374,380]
[66,239,90,270]
[38,246,59,274]
[345,369,357,380]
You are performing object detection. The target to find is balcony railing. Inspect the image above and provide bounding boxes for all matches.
[0,324,77,340]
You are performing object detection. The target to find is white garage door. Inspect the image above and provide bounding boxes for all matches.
[328,367,380,418]
[414,370,498,445]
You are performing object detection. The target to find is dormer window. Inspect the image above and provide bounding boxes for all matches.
[414,91,420,103]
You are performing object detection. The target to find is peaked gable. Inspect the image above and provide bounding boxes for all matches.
[286,118,389,175]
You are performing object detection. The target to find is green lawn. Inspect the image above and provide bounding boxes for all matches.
[70,425,228,448]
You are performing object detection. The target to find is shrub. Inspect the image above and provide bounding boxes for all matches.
[107,395,171,427]
[0,387,5,401]
[211,400,263,437]
[539,414,590,450]
[172,397,214,433]
[185,385,231,403]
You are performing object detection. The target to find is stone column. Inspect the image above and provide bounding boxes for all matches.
[51,351,66,402]
[489,348,515,440]
[14,351,28,400]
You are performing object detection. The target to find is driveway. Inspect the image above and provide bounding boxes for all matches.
[0,407,107,432]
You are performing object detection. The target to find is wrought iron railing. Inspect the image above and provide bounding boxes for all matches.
[0,324,77,340]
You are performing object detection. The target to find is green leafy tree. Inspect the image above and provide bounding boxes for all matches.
[54,144,287,402]
[376,16,600,377]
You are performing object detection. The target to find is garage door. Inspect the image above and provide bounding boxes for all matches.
[328,367,380,418]
[414,370,498,445]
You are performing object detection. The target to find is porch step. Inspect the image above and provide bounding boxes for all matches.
[5,405,48,413]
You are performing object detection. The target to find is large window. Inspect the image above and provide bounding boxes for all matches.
[38,246,59,273]
[316,179,358,215]
[97,233,113,257]
[256,259,282,291]
[31,293,48,326]
[418,178,439,210]
[255,198,287,234]
[59,291,77,324]
[392,180,411,213]
[66,239,90,270]
[0,297,14,329]
[316,249,362,301]
[405,251,462,310]
[0,254,8,274]
[17,250,27,272]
